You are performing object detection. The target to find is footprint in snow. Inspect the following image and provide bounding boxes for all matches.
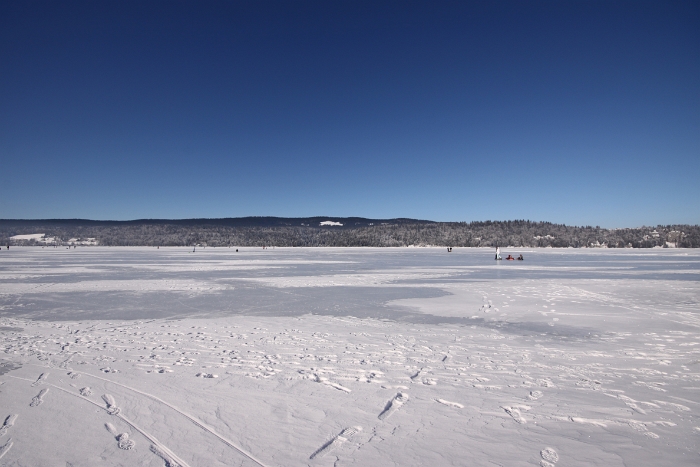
[105,423,135,450]
[0,415,17,437]
[501,406,526,424]
[310,426,362,459]
[30,388,49,407]
[378,393,408,420]
[31,373,48,387]
[540,447,558,466]
[102,394,121,415]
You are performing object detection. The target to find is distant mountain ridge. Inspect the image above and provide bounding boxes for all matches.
[1,218,698,248]
[0,216,434,228]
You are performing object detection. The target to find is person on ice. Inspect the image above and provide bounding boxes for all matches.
[495,246,501,260]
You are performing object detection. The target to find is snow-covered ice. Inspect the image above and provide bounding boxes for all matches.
[0,246,699,466]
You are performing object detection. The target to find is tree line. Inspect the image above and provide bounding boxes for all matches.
[1,218,698,248]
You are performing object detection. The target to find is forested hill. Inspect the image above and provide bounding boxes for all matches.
[1,218,698,248]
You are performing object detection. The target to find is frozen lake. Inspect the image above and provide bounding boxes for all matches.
[0,247,699,466]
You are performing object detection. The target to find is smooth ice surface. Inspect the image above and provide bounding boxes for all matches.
[0,246,699,466]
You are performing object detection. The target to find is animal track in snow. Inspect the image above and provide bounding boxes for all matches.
[310,426,362,459]
[31,372,48,387]
[436,399,463,408]
[0,437,13,460]
[378,392,408,420]
[527,390,543,400]
[102,394,121,415]
[30,388,49,407]
[0,415,17,437]
[79,387,92,396]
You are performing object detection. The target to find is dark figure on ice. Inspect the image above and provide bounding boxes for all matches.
[517,254,524,260]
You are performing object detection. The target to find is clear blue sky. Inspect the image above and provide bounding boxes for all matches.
[1,1,698,227]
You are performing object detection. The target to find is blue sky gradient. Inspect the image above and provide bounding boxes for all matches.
[1,1,698,226]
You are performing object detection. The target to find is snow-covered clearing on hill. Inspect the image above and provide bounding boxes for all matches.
[8,233,45,240]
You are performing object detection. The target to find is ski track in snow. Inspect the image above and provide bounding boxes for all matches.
[9,375,191,467]
[85,371,269,467]
[0,437,13,460]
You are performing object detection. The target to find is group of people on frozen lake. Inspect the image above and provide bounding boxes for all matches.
[495,247,523,261]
